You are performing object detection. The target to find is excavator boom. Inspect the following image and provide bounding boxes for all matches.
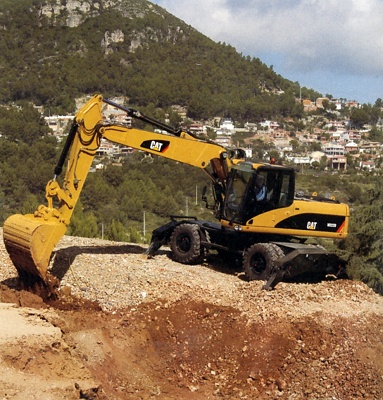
[3,95,230,284]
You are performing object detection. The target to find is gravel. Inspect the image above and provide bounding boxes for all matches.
[1,229,381,318]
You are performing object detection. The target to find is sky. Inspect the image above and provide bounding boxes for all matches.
[150,0,383,105]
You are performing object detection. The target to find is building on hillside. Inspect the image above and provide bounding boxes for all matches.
[279,145,293,158]
[330,99,343,110]
[289,156,311,165]
[270,130,287,139]
[218,118,234,135]
[309,151,326,163]
[96,138,118,156]
[359,142,381,154]
[344,141,359,153]
[329,155,347,170]
[244,122,257,132]
[343,131,362,141]
[106,109,131,124]
[330,132,341,142]
[322,142,345,156]
[315,97,330,108]
[302,99,316,112]
[171,105,187,121]
[33,105,45,114]
[244,147,253,159]
[188,123,204,134]
[215,136,232,147]
[119,147,134,154]
[45,115,74,136]
[260,120,279,131]
[345,100,359,108]
[360,161,376,171]
[325,121,345,131]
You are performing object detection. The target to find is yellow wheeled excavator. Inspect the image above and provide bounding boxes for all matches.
[3,95,349,290]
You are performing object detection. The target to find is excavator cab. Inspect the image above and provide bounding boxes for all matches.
[223,163,295,225]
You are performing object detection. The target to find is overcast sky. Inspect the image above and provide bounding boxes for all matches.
[150,0,383,104]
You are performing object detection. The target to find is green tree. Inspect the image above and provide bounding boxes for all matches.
[369,105,382,125]
[338,186,383,294]
[0,103,51,145]
[350,107,369,129]
[322,99,336,113]
[128,226,141,243]
[106,219,127,242]
[81,173,116,215]
[289,139,300,152]
[369,126,383,143]
[67,203,99,238]
[103,165,125,188]
[308,142,322,152]
[319,155,328,170]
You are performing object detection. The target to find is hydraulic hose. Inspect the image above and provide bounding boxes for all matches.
[53,120,78,178]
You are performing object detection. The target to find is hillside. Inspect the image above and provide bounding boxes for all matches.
[0,0,315,119]
[1,229,382,399]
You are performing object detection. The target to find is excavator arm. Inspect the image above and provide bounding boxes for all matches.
[3,94,230,284]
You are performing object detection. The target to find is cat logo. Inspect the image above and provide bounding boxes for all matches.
[140,140,170,153]
[307,221,318,230]
[150,141,163,151]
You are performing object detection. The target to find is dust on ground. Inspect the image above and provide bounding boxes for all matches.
[0,230,382,399]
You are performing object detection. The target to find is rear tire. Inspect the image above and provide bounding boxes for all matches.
[170,224,204,264]
[243,243,284,281]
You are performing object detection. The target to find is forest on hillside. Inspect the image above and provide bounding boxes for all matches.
[0,0,316,121]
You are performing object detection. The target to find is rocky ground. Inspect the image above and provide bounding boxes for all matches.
[0,228,382,399]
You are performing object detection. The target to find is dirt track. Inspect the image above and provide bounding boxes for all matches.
[0,229,383,399]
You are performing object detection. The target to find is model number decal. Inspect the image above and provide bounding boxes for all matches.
[307,221,317,230]
[140,140,170,153]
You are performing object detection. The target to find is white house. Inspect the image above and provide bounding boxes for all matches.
[218,118,234,135]
[322,142,345,156]
[260,120,279,131]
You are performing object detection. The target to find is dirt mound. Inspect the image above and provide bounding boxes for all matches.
[1,230,383,399]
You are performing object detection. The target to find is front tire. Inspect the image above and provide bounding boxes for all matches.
[170,224,204,264]
[243,243,284,281]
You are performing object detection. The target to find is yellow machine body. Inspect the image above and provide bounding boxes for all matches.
[3,95,350,288]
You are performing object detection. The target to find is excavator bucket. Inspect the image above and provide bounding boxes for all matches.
[3,213,66,284]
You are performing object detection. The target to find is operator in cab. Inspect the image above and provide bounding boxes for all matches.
[254,174,266,202]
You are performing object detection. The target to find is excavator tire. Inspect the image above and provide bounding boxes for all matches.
[243,243,285,281]
[170,223,204,264]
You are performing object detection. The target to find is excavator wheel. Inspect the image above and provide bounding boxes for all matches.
[170,223,204,264]
[243,243,285,281]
